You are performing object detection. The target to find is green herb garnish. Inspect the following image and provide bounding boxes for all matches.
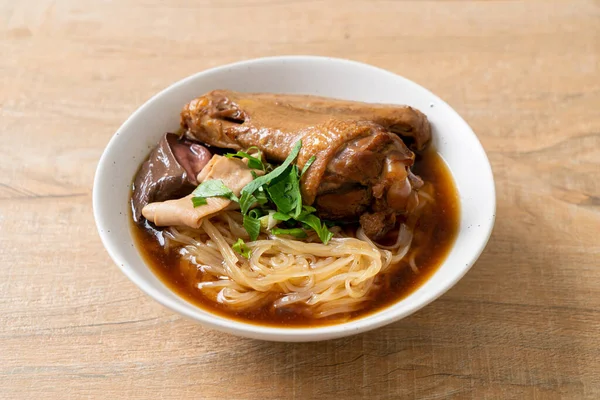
[237,140,333,244]
[271,228,307,239]
[301,155,316,177]
[191,197,207,207]
[272,212,292,221]
[248,208,263,219]
[240,140,302,198]
[239,192,256,215]
[191,179,239,207]
[191,140,334,244]
[232,238,251,258]
[243,214,261,242]
[225,147,265,171]
[296,212,334,244]
[239,190,268,215]
[302,205,317,213]
[265,164,302,218]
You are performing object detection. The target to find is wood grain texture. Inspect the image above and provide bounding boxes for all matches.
[1,0,599,398]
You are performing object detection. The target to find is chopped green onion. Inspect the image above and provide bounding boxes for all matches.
[248,209,263,219]
[272,212,292,221]
[271,228,307,239]
[259,211,280,230]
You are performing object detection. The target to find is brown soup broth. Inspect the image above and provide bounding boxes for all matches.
[131,149,460,327]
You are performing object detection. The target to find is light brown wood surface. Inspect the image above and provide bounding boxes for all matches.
[1,0,599,399]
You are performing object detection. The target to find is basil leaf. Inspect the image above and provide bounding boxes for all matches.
[241,140,302,196]
[272,212,292,221]
[301,155,316,177]
[243,214,261,241]
[192,179,239,202]
[265,165,302,217]
[191,197,208,207]
[297,213,334,244]
[271,228,307,239]
[225,149,264,171]
[232,238,251,258]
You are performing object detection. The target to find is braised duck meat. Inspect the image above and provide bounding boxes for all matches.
[179,90,431,237]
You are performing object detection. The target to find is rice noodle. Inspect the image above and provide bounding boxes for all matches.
[161,189,434,319]
[164,217,407,318]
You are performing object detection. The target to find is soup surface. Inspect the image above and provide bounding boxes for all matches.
[132,149,459,327]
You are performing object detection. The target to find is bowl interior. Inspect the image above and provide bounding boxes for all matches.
[93,56,495,342]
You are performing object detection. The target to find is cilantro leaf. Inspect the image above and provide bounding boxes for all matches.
[271,228,307,239]
[232,238,251,258]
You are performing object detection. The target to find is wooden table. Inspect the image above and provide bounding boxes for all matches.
[2,1,599,398]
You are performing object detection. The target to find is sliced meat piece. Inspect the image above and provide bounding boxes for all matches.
[142,155,263,228]
[142,194,230,228]
[131,133,211,222]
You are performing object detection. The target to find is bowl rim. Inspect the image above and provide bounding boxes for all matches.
[93,55,496,341]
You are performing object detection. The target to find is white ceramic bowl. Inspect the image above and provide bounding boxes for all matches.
[93,56,495,342]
